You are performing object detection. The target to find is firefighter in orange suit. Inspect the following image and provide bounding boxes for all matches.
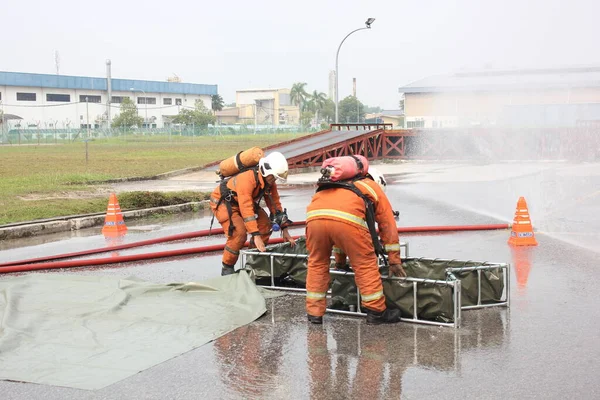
[305,166,406,325]
[210,151,296,276]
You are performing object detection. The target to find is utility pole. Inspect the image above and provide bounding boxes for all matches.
[106,59,112,128]
[85,97,90,164]
[254,100,258,135]
[353,77,359,123]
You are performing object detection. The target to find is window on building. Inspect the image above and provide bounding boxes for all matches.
[175,98,182,105]
[163,98,172,105]
[0,92,2,101]
[111,96,129,104]
[407,120,425,129]
[80,95,101,103]
[137,97,157,105]
[80,124,92,129]
[17,92,36,101]
[46,93,71,102]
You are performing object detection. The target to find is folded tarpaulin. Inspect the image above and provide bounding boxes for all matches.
[0,272,266,390]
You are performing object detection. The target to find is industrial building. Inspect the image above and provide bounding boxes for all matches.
[215,88,299,127]
[399,66,600,128]
[0,65,217,132]
[365,109,404,127]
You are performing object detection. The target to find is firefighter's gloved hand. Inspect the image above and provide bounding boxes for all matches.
[253,236,267,252]
[389,264,407,278]
[282,229,296,247]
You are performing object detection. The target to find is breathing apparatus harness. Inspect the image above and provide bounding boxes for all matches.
[210,165,291,236]
[316,157,388,266]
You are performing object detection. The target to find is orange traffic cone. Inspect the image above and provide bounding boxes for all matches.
[101,193,128,237]
[508,197,538,246]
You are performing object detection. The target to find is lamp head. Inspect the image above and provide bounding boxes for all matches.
[365,18,375,28]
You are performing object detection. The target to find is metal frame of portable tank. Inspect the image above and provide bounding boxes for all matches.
[240,247,510,328]
[444,262,511,310]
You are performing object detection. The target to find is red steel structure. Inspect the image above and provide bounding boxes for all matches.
[286,124,413,169]
[284,124,600,169]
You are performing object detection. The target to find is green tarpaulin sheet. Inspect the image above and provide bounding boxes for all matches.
[0,272,266,390]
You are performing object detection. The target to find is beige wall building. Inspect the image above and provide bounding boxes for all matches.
[365,110,404,127]
[399,67,600,128]
[216,88,300,126]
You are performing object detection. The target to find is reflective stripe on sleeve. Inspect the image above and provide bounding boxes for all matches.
[243,215,257,222]
[355,180,378,202]
[306,291,327,299]
[306,209,368,229]
[384,243,401,252]
[361,290,384,302]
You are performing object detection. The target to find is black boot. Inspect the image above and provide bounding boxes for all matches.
[365,308,402,325]
[221,263,235,276]
[307,314,323,324]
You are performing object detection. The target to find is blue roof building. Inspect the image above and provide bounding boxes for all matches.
[0,70,218,130]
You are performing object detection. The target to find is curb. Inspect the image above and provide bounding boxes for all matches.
[0,201,208,241]
[83,165,211,185]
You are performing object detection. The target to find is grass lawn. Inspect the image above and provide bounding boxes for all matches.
[0,133,307,224]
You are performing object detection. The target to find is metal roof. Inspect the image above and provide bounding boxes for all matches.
[399,66,600,93]
[380,109,404,116]
[0,71,217,96]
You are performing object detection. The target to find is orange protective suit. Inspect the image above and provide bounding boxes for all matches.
[305,178,401,317]
[210,169,284,267]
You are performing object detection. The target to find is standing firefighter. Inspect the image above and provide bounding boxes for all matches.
[210,151,296,276]
[305,157,407,325]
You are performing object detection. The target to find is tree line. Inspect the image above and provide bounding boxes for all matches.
[111,84,378,129]
[111,95,224,129]
[290,82,379,127]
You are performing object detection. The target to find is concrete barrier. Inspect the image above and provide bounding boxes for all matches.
[0,201,208,241]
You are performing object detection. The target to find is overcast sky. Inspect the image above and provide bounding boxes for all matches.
[2,0,599,109]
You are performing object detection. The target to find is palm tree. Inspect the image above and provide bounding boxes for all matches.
[310,91,327,126]
[290,82,308,125]
[211,94,224,115]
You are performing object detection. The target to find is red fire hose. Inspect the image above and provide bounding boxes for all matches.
[0,221,306,268]
[0,223,509,273]
[0,237,294,274]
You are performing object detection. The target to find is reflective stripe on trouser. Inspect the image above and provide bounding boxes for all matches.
[211,202,272,266]
[306,219,386,316]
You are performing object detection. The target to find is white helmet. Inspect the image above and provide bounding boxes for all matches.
[367,167,387,192]
[259,152,289,182]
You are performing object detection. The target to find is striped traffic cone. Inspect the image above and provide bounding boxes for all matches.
[508,197,538,246]
[101,193,128,237]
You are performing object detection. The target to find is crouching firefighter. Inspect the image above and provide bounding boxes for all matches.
[305,157,407,325]
[210,151,296,276]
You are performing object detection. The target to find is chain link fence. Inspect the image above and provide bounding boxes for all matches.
[0,125,320,145]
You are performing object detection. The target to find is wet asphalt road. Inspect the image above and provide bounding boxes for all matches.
[1,162,600,399]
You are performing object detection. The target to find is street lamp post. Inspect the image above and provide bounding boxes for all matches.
[335,18,375,124]
[130,88,148,130]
